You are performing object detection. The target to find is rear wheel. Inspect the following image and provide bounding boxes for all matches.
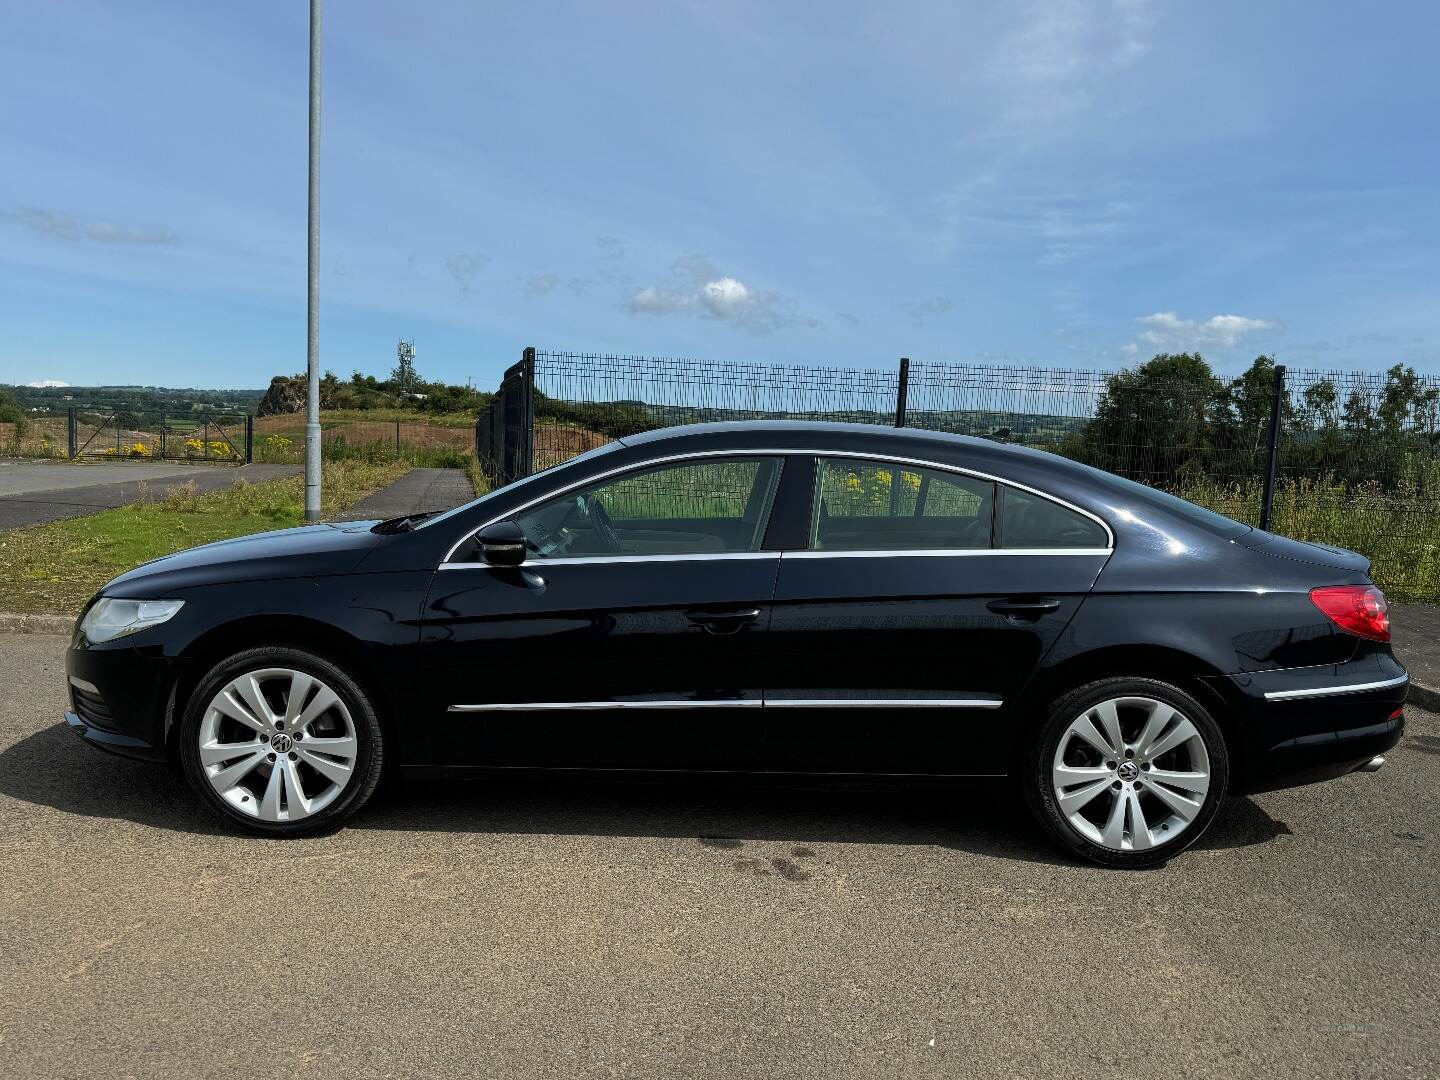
[178,646,384,836]
[1025,677,1228,868]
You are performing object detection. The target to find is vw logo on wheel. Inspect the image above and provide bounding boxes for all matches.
[271,733,294,753]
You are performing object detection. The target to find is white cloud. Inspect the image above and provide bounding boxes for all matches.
[26,379,70,388]
[627,255,815,334]
[3,204,177,246]
[900,296,954,322]
[1133,311,1277,351]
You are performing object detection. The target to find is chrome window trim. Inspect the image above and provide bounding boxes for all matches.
[782,547,1112,560]
[1263,674,1409,701]
[438,551,778,570]
[449,695,1002,712]
[441,447,1115,566]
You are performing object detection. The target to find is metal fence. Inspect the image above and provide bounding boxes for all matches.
[475,348,1440,600]
[1,410,476,467]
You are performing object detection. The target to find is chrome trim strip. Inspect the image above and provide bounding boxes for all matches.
[449,696,1002,712]
[448,700,763,712]
[765,698,1003,709]
[439,551,778,570]
[68,675,100,695]
[442,447,1115,565]
[1263,674,1409,701]
[782,548,1111,559]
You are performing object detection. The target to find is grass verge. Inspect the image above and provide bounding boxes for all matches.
[0,460,408,616]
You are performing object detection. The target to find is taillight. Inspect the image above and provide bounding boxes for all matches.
[1309,585,1390,642]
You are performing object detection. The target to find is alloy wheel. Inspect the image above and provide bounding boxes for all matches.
[1050,695,1211,852]
[197,667,359,823]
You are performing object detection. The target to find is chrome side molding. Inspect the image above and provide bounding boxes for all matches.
[1263,673,1409,701]
[449,695,1003,713]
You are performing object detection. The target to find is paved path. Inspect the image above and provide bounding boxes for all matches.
[337,466,475,521]
[0,631,1436,1079]
[0,461,299,531]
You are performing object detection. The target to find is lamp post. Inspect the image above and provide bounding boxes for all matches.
[304,0,323,521]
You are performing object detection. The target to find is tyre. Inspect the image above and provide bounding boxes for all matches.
[1024,677,1229,868]
[178,646,385,836]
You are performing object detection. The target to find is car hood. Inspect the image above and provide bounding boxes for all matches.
[103,521,386,597]
[1235,530,1371,575]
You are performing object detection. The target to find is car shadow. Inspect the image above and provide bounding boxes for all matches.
[0,722,1292,864]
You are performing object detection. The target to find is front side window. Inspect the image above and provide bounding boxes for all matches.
[811,458,994,551]
[513,457,782,559]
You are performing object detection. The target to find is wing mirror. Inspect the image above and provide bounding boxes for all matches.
[475,520,526,566]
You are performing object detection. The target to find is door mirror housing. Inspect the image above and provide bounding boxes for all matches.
[476,520,526,566]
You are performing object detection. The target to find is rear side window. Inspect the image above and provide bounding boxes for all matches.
[811,458,994,551]
[998,486,1108,549]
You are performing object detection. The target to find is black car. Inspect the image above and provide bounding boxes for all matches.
[64,421,1407,866]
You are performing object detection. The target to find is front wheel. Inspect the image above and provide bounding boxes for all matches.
[1024,678,1229,868]
[178,646,385,836]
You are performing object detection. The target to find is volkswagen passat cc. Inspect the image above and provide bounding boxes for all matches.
[64,422,1407,867]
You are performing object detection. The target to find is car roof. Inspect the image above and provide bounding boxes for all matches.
[617,420,1095,482]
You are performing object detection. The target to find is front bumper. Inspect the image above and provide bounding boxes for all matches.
[64,634,183,763]
[1210,653,1408,794]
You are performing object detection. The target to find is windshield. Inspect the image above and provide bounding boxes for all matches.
[415,439,625,531]
[1076,465,1251,540]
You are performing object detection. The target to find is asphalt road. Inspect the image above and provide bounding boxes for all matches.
[1,632,1436,1080]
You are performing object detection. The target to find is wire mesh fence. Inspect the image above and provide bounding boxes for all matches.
[500,349,1440,600]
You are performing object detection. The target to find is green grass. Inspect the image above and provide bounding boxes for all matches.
[0,459,408,616]
[1175,477,1440,602]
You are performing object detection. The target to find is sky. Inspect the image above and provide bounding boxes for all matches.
[1,0,1438,391]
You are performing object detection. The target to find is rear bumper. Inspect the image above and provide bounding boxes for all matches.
[1210,654,1408,794]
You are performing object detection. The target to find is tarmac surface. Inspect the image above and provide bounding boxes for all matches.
[337,466,476,521]
[0,631,1436,1079]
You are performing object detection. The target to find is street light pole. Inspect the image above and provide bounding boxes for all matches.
[304,0,323,521]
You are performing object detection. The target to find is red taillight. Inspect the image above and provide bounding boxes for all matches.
[1310,585,1390,642]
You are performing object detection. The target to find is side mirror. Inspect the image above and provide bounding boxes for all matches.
[476,520,526,566]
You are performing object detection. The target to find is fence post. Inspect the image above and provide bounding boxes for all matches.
[521,346,536,477]
[1258,364,1287,532]
[161,424,167,460]
[67,407,77,459]
[895,357,910,428]
[395,419,401,460]
[244,415,254,463]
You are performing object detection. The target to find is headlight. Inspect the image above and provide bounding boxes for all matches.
[79,598,185,644]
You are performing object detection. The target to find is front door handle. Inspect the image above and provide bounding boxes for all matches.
[987,597,1062,619]
[686,608,761,635]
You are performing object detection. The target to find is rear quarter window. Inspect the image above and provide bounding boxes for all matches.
[998,486,1109,549]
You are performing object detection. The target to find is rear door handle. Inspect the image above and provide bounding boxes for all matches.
[987,597,1062,618]
[686,608,761,635]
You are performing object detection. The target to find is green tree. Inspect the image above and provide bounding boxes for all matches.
[1076,353,1226,487]
[0,389,28,438]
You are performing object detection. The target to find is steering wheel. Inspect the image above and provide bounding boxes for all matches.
[583,494,622,553]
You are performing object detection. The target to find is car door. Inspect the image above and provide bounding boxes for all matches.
[416,455,786,769]
[761,455,1111,774]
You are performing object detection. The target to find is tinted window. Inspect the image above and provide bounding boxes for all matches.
[811,458,994,551]
[998,486,1108,548]
[514,457,782,558]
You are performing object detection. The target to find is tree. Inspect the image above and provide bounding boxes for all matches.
[1074,353,1226,487]
[0,389,28,438]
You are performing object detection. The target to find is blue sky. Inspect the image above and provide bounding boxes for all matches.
[1,1,1437,390]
